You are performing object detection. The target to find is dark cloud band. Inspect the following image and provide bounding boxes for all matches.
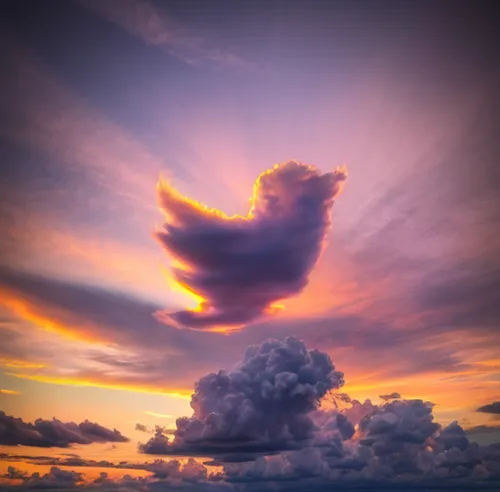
[0,411,128,448]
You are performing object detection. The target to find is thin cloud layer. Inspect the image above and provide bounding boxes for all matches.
[0,411,129,448]
[1,268,497,409]
[78,0,253,70]
[156,161,347,330]
[379,392,401,401]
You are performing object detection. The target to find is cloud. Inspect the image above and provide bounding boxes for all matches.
[3,404,500,491]
[3,467,28,480]
[2,466,83,489]
[1,462,221,491]
[1,453,210,479]
[436,421,470,452]
[0,267,234,394]
[144,457,208,480]
[466,425,500,434]
[477,402,500,415]
[1,268,496,407]
[0,389,20,395]
[465,426,500,448]
[135,423,148,432]
[156,161,347,330]
[143,411,174,419]
[140,337,343,456]
[77,0,253,70]
[132,337,500,490]
[0,411,128,448]
[379,392,401,401]
[358,399,440,450]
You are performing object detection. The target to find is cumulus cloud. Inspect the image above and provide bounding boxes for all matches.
[0,411,128,447]
[133,337,500,490]
[140,337,343,456]
[1,467,86,489]
[477,401,500,415]
[2,341,500,491]
[156,161,347,330]
[2,466,83,489]
[217,401,499,487]
[135,423,148,432]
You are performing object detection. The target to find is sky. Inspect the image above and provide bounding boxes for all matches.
[0,0,500,490]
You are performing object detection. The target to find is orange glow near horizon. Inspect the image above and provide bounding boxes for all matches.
[0,388,21,395]
[0,288,106,344]
[5,371,192,399]
[1,284,498,423]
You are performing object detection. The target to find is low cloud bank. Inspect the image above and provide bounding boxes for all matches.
[0,411,129,447]
[3,338,499,490]
[477,401,500,415]
[136,337,500,489]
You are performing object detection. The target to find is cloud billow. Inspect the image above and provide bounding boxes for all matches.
[140,337,344,456]
[155,161,347,330]
[1,339,499,490]
[137,337,500,489]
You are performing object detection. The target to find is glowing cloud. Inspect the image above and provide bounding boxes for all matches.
[156,161,347,330]
[0,389,20,396]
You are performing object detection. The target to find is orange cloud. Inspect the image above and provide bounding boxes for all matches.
[143,411,174,419]
[0,388,20,396]
[5,371,191,399]
[0,357,46,369]
[0,287,104,344]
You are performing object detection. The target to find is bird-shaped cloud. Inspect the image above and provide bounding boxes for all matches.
[155,160,347,330]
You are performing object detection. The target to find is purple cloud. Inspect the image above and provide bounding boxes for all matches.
[133,337,500,490]
[156,161,347,330]
[140,337,343,455]
[379,392,402,401]
[477,402,500,415]
[0,411,128,448]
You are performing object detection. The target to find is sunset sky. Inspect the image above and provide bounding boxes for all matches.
[1,0,499,490]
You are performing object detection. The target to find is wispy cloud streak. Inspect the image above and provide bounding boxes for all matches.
[78,0,253,70]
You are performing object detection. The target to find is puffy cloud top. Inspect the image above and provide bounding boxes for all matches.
[137,337,500,490]
[140,337,343,455]
[156,161,347,330]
